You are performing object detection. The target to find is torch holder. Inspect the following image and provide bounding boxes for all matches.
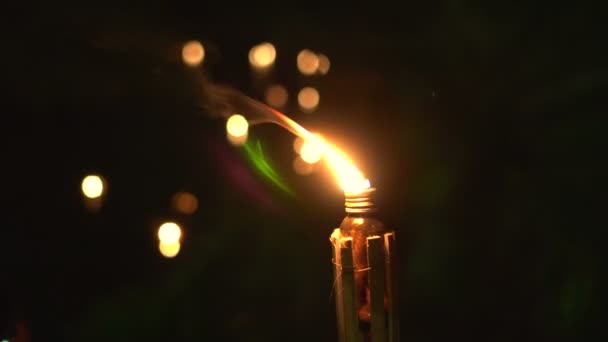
[330,229,399,342]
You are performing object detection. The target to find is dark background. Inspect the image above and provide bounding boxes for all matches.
[2,2,606,341]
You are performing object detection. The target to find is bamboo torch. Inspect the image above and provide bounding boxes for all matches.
[213,92,399,341]
[330,188,399,342]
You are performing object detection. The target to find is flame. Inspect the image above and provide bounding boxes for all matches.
[215,89,371,195]
[260,106,370,194]
[315,137,371,194]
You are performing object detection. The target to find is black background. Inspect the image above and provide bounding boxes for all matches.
[2,2,606,341]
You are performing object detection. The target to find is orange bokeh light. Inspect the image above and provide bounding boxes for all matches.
[172,192,198,214]
[297,49,319,75]
[182,40,205,66]
[297,87,320,112]
[265,84,288,108]
[317,54,330,75]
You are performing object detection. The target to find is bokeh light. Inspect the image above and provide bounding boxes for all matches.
[226,114,249,138]
[182,40,205,66]
[159,241,181,258]
[297,49,319,75]
[293,136,304,154]
[293,156,315,175]
[172,192,198,214]
[158,222,182,244]
[317,54,330,75]
[227,132,248,146]
[297,87,320,112]
[264,84,288,108]
[248,42,276,69]
[300,138,324,164]
[81,175,104,199]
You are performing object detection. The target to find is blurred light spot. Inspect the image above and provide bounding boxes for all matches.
[317,54,330,75]
[300,137,324,164]
[293,136,304,154]
[297,49,319,75]
[158,222,182,244]
[159,241,181,258]
[298,87,320,112]
[249,42,276,69]
[299,133,325,164]
[227,131,248,146]
[182,40,205,66]
[264,84,288,108]
[172,192,198,214]
[81,175,104,199]
[226,114,249,138]
[353,217,364,225]
[293,156,314,175]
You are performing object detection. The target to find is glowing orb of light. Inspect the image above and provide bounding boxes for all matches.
[158,222,182,244]
[249,42,276,69]
[317,54,330,75]
[159,241,181,258]
[81,175,104,199]
[226,114,249,138]
[298,87,320,112]
[297,49,319,75]
[264,84,288,108]
[182,40,205,66]
[172,192,198,214]
[300,138,324,164]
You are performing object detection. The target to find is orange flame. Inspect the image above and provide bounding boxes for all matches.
[210,86,371,194]
[263,106,371,194]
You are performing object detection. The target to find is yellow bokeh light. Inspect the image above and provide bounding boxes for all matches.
[159,241,181,258]
[298,87,320,112]
[297,49,319,75]
[81,175,104,199]
[248,42,276,69]
[264,84,288,108]
[299,135,324,164]
[317,54,330,75]
[182,40,205,67]
[158,222,182,244]
[227,131,248,146]
[226,114,249,138]
[293,156,314,175]
[172,192,198,214]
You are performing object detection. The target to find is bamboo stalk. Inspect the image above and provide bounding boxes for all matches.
[367,235,387,342]
[384,233,399,342]
[340,237,362,342]
[331,229,346,342]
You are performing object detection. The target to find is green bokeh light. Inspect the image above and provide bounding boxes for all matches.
[243,139,294,196]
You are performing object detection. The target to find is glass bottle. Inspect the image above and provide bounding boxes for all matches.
[339,187,386,333]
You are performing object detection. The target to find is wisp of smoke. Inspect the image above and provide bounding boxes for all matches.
[200,83,315,141]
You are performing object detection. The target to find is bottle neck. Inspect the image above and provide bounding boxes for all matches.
[344,188,377,215]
